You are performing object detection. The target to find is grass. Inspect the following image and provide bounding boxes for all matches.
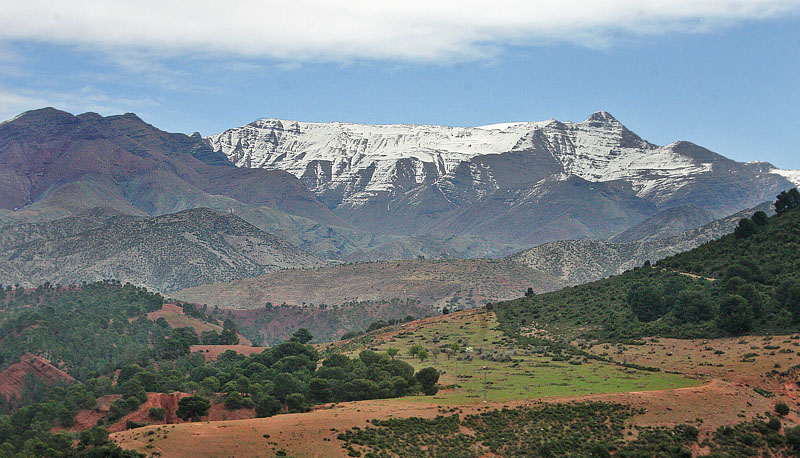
[347,309,700,405]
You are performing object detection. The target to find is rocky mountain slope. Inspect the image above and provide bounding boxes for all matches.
[208,112,798,246]
[610,204,717,243]
[0,207,324,292]
[510,202,774,285]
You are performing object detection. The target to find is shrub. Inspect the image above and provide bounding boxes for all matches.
[255,395,282,418]
[776,402,790,416]
[148,407,166,420]
[415,367,439,395]
[767,417,782,431]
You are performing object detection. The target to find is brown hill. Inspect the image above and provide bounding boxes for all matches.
[175,258,564,342]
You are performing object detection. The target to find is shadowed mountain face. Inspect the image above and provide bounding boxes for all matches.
[0,108,341,227]
[209,112,797,246]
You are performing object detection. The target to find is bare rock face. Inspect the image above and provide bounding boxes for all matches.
[207,112,798,246]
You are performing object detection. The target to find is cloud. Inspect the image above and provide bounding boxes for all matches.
[0,1,797,62]
[0,86,159,122]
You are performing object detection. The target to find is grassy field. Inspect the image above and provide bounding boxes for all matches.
[113,309,800,457]
[334,309,700,404]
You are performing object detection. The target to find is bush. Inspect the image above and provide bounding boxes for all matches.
[415,367,439,395]
[148,407,166,420]
[125,420,148,430]
[255,395,282,418]
[767,417,782,431]
[224,391,254,410]
[776,402,790,416]
[786,425,800,448]
[176,396,210,421]
[286,393,307,413]
[628,284,666,322]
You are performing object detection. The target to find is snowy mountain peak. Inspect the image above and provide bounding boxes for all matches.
[584,111,620,124]
[206,113,797,216]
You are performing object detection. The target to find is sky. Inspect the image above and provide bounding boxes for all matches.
[0,0,798,169]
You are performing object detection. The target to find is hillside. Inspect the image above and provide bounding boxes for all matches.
[496,195,800,341]
[610,204,717,242]
[510,201,774,285]
[113,307,800,458]
[0,207,324,292]
[174,258,564,342]
[0,354,77,406]
[0,281,248,380]
[173,203,776,343]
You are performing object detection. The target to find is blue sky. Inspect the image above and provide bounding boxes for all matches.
[0,1,798,168]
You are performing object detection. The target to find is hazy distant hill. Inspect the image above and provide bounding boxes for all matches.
[510,201,774,286]
[174,258,561,311]
[0,207,324,292]
[610,204,717,243]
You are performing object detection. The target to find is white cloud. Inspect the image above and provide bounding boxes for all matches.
[0,86,159,122]
[0,1,797,62]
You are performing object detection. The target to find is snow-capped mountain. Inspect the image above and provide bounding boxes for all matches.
[207,112,798,246]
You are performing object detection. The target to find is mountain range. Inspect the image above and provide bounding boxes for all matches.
[0,107,798,298]
[209,111,799,246]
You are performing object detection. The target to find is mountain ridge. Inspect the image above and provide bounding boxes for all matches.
[207,111,798,246]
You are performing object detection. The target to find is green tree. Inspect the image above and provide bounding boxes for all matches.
[149,407,166,420]
[734,217,758,239]
[255,395,282,418]
[752,210,769,226]
[286,393,307,413]
[408,344,424,357]
[777,280,800,321]
[775,188,800,215]
[219,319,239,345]
[717,295,753,335]
[672,289,712,322]
[224,391,253,410]
[176,396,210,422]
[386,348,399,360]
[627,284,666,322]
[415,367,439,395]
[290,328,313,344]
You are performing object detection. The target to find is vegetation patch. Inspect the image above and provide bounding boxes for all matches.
[496,203,800,342]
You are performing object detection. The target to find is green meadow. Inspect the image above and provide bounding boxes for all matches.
[356,311,701,404]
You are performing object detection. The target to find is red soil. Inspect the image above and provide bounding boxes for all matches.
[0,353,77,404]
